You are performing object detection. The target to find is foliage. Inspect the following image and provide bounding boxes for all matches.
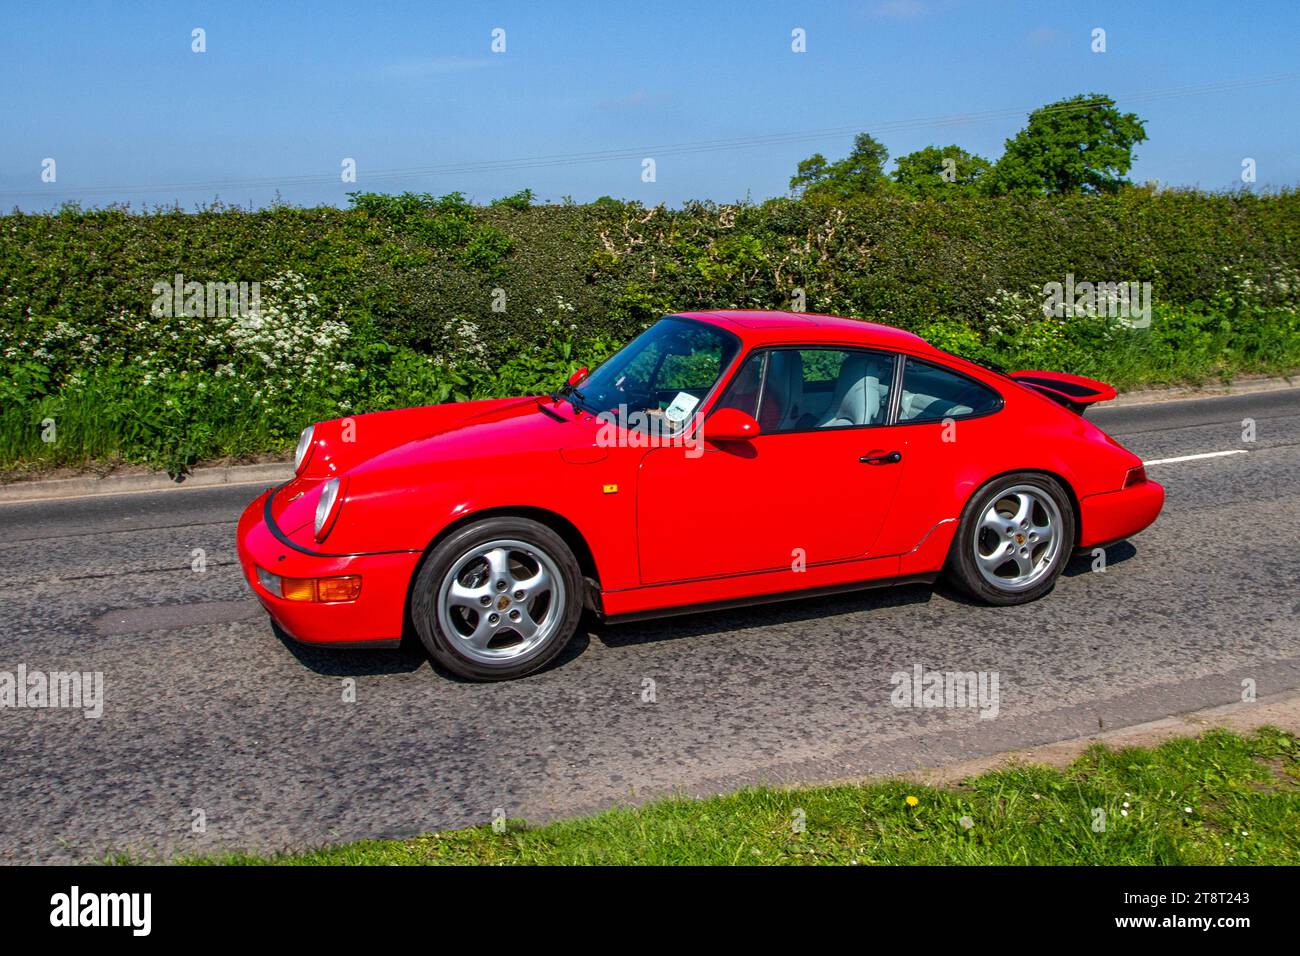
[891,145,993,197]
[490,188,535,210]
[984,93,1149,196]
[790,133,891,200]
[793,93,1148,199]
[2,189,1298,473]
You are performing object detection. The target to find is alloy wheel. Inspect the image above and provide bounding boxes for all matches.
[972,484,1063,592]
[435,538,566,665]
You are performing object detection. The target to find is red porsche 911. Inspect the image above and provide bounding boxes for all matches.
[236,311,1164,680]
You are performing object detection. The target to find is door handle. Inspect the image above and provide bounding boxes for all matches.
[859,450,902,465]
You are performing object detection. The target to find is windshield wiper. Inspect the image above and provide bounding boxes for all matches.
[549,383,590,415]
[536,400,565,422]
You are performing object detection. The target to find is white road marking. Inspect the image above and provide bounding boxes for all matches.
[1142,450,1248,466]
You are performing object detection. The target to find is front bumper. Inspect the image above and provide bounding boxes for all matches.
[1077,478,1165,549]
[235,488,421,646]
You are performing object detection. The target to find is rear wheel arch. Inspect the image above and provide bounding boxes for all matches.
[964,466,1082,548]
[944,468,1079,604]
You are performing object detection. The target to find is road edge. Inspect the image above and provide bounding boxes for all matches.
[1105,372,1298,407]
[894,689,1300,789]
[0,461,291,504]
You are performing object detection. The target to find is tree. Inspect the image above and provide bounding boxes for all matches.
[789,133,890,200]
[789,154,831,194]
[984,93,1147,195]
[490,188,534,209]
[891,145,993,197]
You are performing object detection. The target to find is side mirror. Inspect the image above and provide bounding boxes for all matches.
[567,367,589,387]
[705,408,762,442]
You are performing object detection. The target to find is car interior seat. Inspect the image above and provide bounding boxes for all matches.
[758,351,805,432]
[898,364,977,420]
[818,354,889,427]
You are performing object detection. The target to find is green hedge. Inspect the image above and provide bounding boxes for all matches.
[1,190,1298,473]
[4,190,1299,357]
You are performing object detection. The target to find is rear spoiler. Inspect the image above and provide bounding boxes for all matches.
[1008,370,1117,414]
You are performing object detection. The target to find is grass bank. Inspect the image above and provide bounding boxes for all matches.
[189,727,1299,866]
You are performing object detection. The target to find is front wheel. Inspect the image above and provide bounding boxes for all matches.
[945,473,1075,605]
[411,517,584,681]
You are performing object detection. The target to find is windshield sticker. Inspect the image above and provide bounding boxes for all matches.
[663,392,700,424]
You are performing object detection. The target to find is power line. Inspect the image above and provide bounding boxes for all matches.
[6,72,1298,202]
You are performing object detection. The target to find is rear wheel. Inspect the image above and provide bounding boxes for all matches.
[945,473,1075,605]
[411,517,583,681]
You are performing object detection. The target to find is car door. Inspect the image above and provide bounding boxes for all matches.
[871,354,1009,557]
[636,347,907,586]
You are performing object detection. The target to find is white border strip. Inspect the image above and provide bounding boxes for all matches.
[1143,450,1248,466]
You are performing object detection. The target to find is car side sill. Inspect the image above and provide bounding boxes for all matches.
[601,573,938,625]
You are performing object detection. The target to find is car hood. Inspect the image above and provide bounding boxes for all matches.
[269,395,608,549]
[298,395,601,482]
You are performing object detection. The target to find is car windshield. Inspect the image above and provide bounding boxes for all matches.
[569,316,740,427]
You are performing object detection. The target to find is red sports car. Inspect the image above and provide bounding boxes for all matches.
[237,311,1164,680]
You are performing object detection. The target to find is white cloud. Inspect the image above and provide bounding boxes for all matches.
[870,0,927,19]
[1026,26,1062,47]
[597,90,656,112]
[380,56,496,79]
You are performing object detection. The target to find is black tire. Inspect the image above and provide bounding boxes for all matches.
[944,472,1075,606]
[410,517,584,681]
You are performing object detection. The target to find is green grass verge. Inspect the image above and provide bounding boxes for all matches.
[188,727,1299,866]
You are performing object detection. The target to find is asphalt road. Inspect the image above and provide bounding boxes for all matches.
[2,387,1299,863]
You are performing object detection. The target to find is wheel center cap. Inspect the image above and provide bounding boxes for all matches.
[497,595,511,611]
[1014,533,1026,545]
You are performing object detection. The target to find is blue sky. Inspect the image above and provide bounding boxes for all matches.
[3,0,1298,210]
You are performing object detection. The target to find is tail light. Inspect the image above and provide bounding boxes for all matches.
[1124,465,1147,488]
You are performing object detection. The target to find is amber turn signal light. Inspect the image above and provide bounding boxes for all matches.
[256,567,361,603]
[315,576,363,602]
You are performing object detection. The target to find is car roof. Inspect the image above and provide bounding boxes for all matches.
[673,310,939,354]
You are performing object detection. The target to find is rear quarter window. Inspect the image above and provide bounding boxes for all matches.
[899,358,1002,422]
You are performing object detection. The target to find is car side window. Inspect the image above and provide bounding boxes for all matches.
[712,352,766,418]
[898,357,1002,422]
[756,348,895,433]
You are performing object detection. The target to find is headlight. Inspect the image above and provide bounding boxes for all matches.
[314,477,343,541]
[294,424,316,474]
